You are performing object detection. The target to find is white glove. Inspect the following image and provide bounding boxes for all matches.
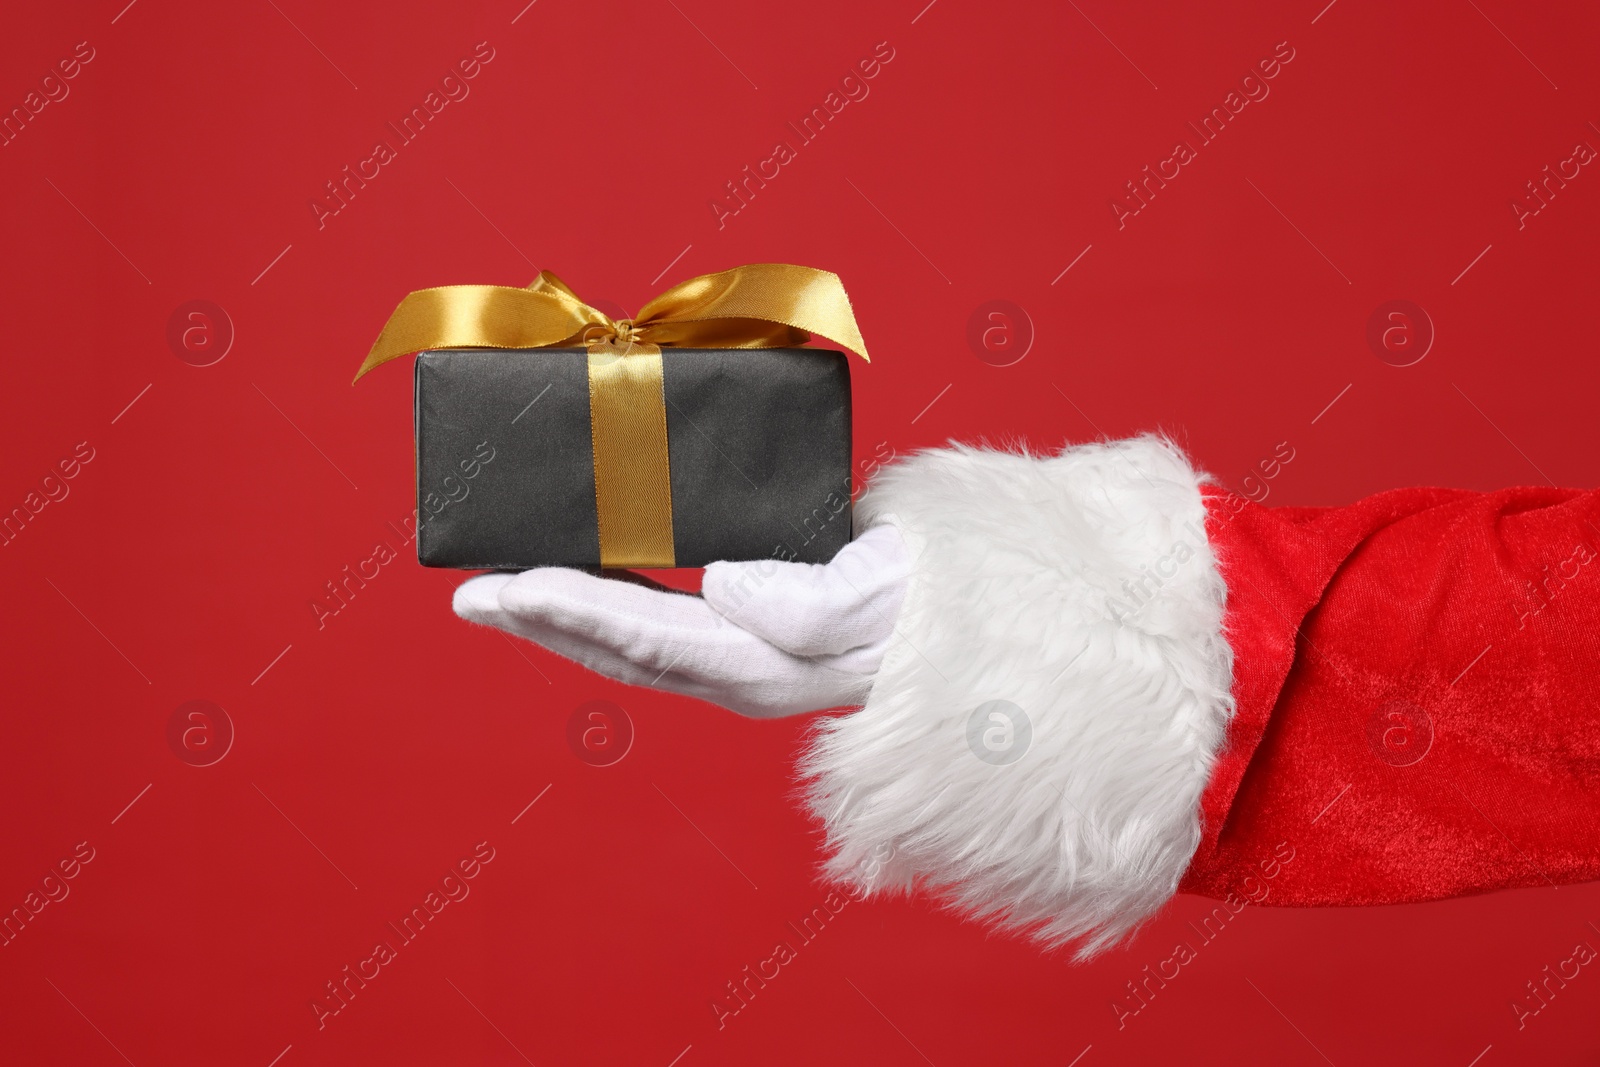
[452,524,912,718]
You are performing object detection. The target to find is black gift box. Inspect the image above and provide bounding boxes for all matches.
[413,348,853,569]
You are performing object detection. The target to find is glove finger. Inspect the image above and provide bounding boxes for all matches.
[493,568,844,714]
[456,569,872,717]
[700,524,911,658]
[507,613,865,717]
[457,570,682,689]
[453,572,519,629]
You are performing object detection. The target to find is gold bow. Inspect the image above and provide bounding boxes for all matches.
[356,263,869,568]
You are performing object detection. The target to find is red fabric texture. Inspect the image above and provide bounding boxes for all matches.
[1177,483,1600,905]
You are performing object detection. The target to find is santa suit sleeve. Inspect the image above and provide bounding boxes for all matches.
[799,436,1600,956]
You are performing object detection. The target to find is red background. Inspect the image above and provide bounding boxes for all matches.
[3,0,1599,1063]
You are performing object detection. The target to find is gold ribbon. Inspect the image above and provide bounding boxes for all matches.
[357,264,869,568]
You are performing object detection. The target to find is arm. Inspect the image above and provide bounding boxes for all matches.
[1184,476,1600,907]
[457,437,1600,956]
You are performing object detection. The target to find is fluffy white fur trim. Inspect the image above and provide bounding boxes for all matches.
[799,436,1233,957]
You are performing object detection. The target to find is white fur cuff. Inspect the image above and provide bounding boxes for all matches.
[799,436,1234,956]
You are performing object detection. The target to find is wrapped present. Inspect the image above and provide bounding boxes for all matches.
[357,264,869,569]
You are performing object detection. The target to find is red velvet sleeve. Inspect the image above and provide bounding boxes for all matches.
[1178,482,1600,905]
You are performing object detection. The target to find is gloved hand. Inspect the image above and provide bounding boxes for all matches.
[452,524,912,718]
